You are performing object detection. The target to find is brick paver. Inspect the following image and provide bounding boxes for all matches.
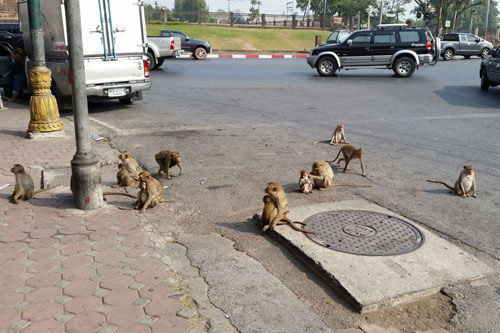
[0,105,196,332]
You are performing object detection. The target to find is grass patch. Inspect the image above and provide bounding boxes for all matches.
[146,23,332,52]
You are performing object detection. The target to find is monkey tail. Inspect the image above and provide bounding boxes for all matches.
[332,182,372,188]
[33,188,54,196]
[426,180,454,191]
[102,192,137,199]
[117,206,135,210]
[284,219,317,234]
[330,148,343,164]
[159,198,174,203]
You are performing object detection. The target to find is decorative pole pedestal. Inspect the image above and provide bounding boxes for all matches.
[27,66,64,135]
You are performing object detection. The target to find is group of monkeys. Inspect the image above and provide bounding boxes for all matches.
[8,123,478,229]
[259,123,478,235]
[8,149,184,213]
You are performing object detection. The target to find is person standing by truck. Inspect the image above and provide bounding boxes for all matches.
[8,43,26,102]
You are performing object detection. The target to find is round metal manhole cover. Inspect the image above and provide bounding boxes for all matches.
[304,210,424,256]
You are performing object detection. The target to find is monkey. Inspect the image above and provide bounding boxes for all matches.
[329,123,348,145]
[155,150,183,179]
[10,164,36,204]
[260,195,307,228]
[309,161,334,190]
[137,170,168,213]
[112,163,138,188]
[261,182,316,234]
[427,165,477,198]
[118,150,142,179]
[309,161,371,190]
[331,144,366,177]
[298,170,313,194]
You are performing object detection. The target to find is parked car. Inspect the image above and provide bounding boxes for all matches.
[479,46,500,90]
[160,30,211,60]
[0,22,22,47]
[326,30,351,44]
[440,33,493,60]
[306,24,439,78]
[146,36,183,70]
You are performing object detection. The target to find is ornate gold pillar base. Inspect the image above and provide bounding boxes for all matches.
[28,66,64,134]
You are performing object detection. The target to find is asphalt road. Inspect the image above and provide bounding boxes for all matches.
[83,57,500,332]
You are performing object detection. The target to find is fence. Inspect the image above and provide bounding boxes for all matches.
[148,10,354,31]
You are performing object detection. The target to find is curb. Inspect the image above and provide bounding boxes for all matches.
[177,53,308,59]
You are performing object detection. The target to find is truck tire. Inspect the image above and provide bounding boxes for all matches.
[193,47,207,60]
[443,48,454,61]
[316,56,337,77]
[146,51,156,70]
[481,48,490,59]
[481,68,490,91]
[156,58,165,68]
[393,56,415,78]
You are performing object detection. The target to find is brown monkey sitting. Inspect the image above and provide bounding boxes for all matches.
[112,163,138,188]
[261,182,316,234]
[309,161,334,190]
[137,170,165,213]
[118,150,142,179]
[10,164,35,204]
[329,123,348,145]
[332,144,366,176]
[298,170,313,194]
[155,150,183,179]
[427,165,477,198]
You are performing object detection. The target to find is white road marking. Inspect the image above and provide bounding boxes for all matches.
[89,117,125,136]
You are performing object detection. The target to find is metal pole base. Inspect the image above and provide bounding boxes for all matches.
[28,66,64,133]
[70,155,104,210]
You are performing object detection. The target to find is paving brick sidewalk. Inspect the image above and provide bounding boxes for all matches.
[0,100,201,333]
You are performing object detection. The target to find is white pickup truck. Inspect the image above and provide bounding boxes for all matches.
[146,36,182,70]
[18,0,151,109]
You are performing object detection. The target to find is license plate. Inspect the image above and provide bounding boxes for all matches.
[107,87,126,97]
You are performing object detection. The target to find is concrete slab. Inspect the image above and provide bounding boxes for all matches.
[262,200,494,313]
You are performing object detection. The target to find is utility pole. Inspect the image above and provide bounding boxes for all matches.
[26,0,63,137]
[379,0,383,25]
[437,0,444,37]
[484,0,490,38]
[469,9,475,34]
[64,0,104,210]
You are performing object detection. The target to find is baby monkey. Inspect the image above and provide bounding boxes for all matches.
[10,164,53,204]
[427,165,477,198]
[298,170,313,194]
[330,123,348,145]
[332,144,366,177]
[112,163,138,188]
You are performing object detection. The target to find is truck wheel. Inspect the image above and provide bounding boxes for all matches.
[481,68,490,91]
[316,56,337,77]
[443,49,454,61]
[393,57,415,78]
[146,51,156,70]
[119,98,134,105]
[194,47,207,60]
[156,58,165,68]
[481,48,490,59]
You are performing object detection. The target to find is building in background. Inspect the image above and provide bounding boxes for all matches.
[0,0,18,21]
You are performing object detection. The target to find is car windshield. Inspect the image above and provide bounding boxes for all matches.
[327,31,339,43]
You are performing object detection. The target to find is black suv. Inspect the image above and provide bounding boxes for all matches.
[0,22,22,48]
[306,24,439,78]
[480,46,500,90]
[160,30,211,60]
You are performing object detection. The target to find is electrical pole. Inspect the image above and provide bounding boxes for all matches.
[379,0,383,25]
[484,0,490,38]
[26,0,63,136]
[437,0,444,37]
[64,0,104,210]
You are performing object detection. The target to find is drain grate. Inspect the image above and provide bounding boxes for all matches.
[304,210,424,256]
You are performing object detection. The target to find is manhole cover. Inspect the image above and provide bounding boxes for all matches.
[304,210,424,256]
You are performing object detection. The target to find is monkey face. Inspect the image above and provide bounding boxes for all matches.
[464,165,474,175]
[138,171,152,181]
[173,152,181,162]
[11,164,24,173]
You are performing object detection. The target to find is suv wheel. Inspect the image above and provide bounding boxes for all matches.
[393,57,415,78]
[481,48,490,59]
[316,56,338,77]
[194,47,207,60]
[481,68,490,91]
[443,49,454,61]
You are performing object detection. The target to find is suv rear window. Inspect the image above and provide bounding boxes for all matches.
[443,34,459,41]
[398,31,420,42]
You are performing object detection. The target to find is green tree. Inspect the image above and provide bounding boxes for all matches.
[249,0,260,23]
